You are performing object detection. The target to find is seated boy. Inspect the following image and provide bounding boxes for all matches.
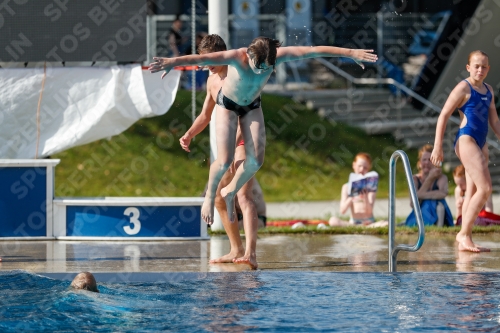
[329,152,388,228]
[453,164,498,226]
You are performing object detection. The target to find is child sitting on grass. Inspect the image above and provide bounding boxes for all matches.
[329,152,388,228]
[453,164,499,226]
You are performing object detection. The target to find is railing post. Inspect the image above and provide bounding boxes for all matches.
[276,14,287,87]
[389,151,397,271]
[146,16,157,65]
[389,150,425,272]
[376,11,383,86]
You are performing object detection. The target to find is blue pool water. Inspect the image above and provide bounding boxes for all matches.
[1,270,499,332]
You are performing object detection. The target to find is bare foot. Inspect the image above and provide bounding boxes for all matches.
[233,254,258,270]
[456,234,487,252]
[220,187,236,223]
[201,197,214,225]
[210,251,243,264]
[474,245,491,252]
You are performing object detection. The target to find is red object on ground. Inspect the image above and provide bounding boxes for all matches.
[266,219,328,227]
[456,209,500,226]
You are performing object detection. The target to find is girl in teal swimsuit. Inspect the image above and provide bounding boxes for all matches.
[150,38,377,225]
[431,50,500,252]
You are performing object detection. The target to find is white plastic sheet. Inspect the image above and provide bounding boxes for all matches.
[0,64,180,158]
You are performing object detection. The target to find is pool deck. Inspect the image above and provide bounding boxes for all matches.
[1,233,500,282]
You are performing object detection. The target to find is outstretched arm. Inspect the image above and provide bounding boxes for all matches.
[149,49,240,79]
[179,83,216,152]
[431,82,468,166]
[276,46,377,69]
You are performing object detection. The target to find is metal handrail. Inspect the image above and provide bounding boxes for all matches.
[314,58,500,152]
[388,150,425,272]
[315,57,441,113]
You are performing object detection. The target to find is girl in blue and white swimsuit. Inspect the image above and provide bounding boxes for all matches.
[431,50,500,253]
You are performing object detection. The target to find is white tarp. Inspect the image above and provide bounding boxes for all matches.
[0,64,180,158]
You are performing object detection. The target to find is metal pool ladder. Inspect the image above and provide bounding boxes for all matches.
[388,150,425,272]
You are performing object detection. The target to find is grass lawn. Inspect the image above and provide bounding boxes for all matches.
[209,225,500,235]
[52,89,448,201]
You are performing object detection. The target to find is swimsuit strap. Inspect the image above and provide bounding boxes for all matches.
[432,179,439,191]
[482,82,491,95]
[463,79,475,95]
[464,79,490,96]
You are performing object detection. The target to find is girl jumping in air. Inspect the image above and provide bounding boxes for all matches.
[150,37,377,225]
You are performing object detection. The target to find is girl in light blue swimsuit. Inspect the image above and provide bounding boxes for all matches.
[431,50,500,253]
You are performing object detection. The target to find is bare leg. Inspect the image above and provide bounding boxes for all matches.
[210,166,245,264]
[221,108,265,222]
[436,202,445,227]
[456,137,491,252]
[366,220,389,228]
[201,106,238,224]
[232,151,258,269]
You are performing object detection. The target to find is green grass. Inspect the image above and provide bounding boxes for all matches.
[52,89,446,201]
[209,225,500,235]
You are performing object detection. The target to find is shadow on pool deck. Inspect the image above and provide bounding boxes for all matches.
[1,233,500,281]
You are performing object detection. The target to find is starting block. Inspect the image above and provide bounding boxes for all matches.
[0,159,58,239]
[0,159,207,240]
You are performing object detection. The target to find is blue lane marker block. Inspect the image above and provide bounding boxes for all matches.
[66,205,201,237]
[0,167,47,237]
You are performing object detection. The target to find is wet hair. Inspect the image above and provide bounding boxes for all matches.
[247,37,282,69]
[71,272,99,293]
[453,164,465,178]
[468,50,489,64]
[353,152,372,165]
[417,144,433,170]
[198,34,227,54]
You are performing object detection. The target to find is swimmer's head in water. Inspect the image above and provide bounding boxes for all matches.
[247,37,282,74]
[71,272,99,293]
